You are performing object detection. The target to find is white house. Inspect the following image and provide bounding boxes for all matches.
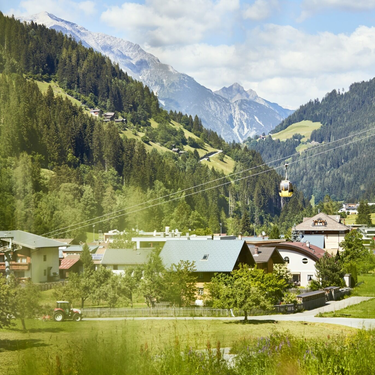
[270,242,326,287]
[0,230,64,283]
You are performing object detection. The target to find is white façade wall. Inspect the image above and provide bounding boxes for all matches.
[277,249,317,287]
[30,248,60,283]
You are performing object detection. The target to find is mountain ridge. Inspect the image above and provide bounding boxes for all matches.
[20,11,293,142]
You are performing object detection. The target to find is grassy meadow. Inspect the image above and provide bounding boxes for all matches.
[0,318,360,375]
[271,120,322,142]
[342,213,375,225]
[319,274,375,318]
[2,274,375,374]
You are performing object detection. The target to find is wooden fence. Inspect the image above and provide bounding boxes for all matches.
[35,281,66,291]
[81,307,233,318]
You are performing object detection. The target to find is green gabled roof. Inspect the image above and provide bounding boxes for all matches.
[0,230,65,249]
[160,240,255,272]
[101,248,153,265]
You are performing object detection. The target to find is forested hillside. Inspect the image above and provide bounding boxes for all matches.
[0,13,310,239]
[246,80,375,203]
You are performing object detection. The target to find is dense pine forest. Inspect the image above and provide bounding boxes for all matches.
[0,13,311,240]
[246,80,375,202]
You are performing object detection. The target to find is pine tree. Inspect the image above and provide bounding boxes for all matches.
[356,200,373,226]
[80,243,94,274]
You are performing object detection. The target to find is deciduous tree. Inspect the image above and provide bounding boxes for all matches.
[163,260,197,307]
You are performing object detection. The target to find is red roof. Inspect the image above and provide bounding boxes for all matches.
[273,242,326,262]
[59,257,80,270]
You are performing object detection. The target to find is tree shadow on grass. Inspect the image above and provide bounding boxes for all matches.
[8,327,64,334]
[224,319,278,325]
[0,339,49,352]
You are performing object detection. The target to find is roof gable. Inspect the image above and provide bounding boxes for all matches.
[160,240,255,272]
[0,230,65,249]
[249,246,284,264]
[101,248,153,265]
[295,212,349,232]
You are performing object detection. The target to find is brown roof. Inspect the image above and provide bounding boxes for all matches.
[296,212,349,232]
[248,245,284,264]
[274,242,326,262]
[60,255,81,270]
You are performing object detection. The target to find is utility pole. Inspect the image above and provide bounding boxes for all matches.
[1,235,14,279]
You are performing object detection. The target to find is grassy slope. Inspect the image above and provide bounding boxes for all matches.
[35,80,234,175]
[271,120,322,143]
[35,80,84,109]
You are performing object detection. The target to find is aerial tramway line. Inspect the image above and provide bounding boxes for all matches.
[279,163,293,198]
[43,127,375,238]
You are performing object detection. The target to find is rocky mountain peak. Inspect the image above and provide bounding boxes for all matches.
[20,12,293,142]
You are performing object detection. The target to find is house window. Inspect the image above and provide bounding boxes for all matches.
[0,255,4,262]
[302,258,308,264]
[198,287,204,296]
[113,265,118,270]
[43,255,47,261]
[198,273,204,280]
[312,218,327,226]
[307,275,313,281]
[284,256,290,264]
[44,269,47,276]
[201,254,209,261]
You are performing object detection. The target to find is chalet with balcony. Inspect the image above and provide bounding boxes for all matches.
[0,230,65,282]
[294,213,350,254]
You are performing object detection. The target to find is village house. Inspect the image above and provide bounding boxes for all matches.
[160,240,258,303]
[294,212,350,254]
[103,112,115,121]
[57,243,99,279]
[89,108,101,117]
[0,230,65,283]
[272,241,326,287]
[247,245,285,273]
[101,248,153,275]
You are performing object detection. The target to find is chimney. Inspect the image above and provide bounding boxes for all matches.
[254,247,259,256]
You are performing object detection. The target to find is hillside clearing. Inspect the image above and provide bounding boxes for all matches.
[271,120,322,142]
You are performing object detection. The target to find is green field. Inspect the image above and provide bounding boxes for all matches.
[271,120,322,142]
[319,274,375,318]
[343,213,375,225]
[3,278,375,374]
[0,318,357,374]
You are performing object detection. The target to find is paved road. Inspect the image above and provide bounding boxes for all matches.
[248,297,375,329]
[84,297,375,329]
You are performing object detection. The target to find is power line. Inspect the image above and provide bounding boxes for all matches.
[44,127,375,237]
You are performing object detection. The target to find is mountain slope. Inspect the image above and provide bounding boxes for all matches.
[20,12,293,142]
[246,79,375,202]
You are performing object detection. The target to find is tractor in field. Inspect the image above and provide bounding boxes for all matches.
[53,301,82,322]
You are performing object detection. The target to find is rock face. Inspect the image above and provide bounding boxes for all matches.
[21,12,293,142]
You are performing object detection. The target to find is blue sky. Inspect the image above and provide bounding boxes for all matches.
[2,0,375,109]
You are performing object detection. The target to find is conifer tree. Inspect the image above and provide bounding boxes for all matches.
[356,200,373,226]
[81,243,94,274]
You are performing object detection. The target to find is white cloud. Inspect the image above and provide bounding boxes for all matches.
[299,0,375,21]
[9,0,96,20]
[243,0,279,21]
[101,0,240,46]
[146,24,375,108]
